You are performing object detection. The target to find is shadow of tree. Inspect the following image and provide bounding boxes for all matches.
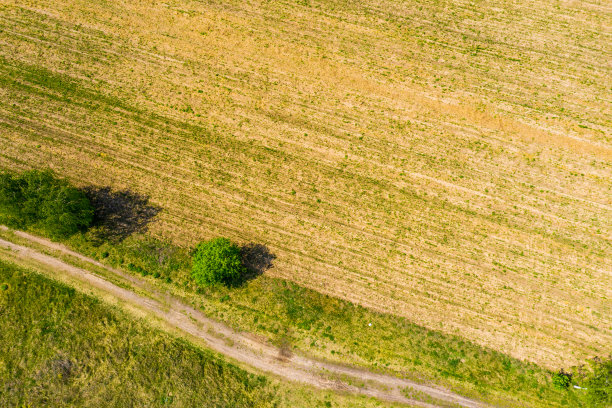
[240,243,276,282]
[82,186,161,241]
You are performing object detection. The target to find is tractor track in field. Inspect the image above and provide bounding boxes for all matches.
[0,227,489,408]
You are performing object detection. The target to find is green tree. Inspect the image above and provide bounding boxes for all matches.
[192,238,246,287]
[0,170,93,237]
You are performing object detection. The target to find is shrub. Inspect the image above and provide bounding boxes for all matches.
[0,170,93,237]
[552,370,572,389]
[192,238,246,287]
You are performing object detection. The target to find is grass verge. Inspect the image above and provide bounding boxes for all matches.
[0,257,409,408]
[0,259,278,408]
[39,228,583,408]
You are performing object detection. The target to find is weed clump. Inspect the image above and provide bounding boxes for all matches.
[552,370,572,389]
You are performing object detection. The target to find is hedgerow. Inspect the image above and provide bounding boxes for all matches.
[0,170,93,238]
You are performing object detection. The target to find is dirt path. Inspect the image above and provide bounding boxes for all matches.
[0,228,489,408]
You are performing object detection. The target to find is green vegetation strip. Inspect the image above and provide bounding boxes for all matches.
[0,259,407,408]
[0,259,277,408]
[65,230,591,408]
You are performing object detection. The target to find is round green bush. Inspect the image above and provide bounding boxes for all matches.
[192,238,246,287]
[552,371,571,389]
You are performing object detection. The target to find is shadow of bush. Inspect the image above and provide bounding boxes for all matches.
[240,243,276,282]
[82,186,160,242]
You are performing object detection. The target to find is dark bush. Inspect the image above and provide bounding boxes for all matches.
[0,170,93,237]
[192,238,246,287]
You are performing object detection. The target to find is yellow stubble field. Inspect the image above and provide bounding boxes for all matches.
[0,0,610,368]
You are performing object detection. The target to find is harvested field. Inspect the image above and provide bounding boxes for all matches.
[0,0,610,369]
